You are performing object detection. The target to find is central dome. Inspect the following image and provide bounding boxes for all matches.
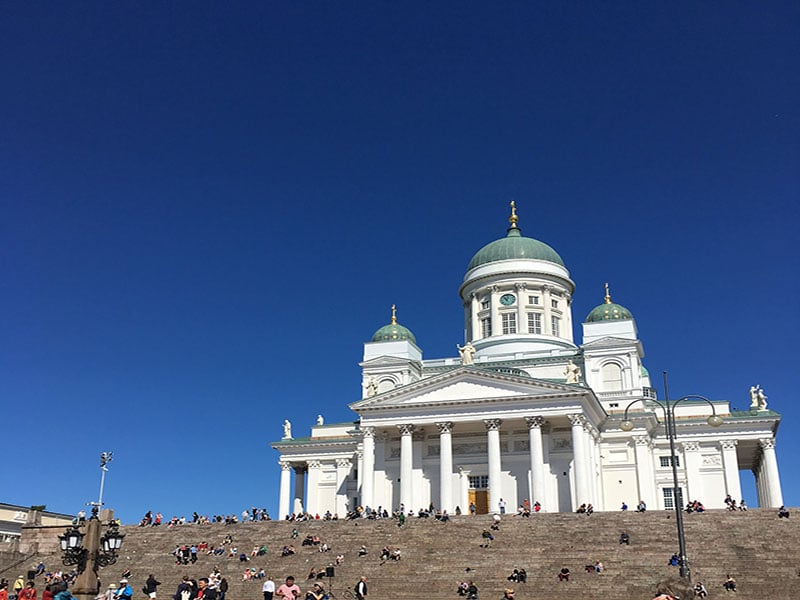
[467,226,565,270]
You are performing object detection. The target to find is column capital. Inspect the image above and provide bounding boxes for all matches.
[759,438,776,450]
[633,435,652,447]
[484,418,502,431]
[567,413,586,427]
[398,423,416,436]
[525,416,544,429]
[308,460,323,470]
[681,441,701,452]
[279,461,292,471]
[361,426,375,439]
[720,439,738,451]
[436,421,454,434]
[336,458,352,469]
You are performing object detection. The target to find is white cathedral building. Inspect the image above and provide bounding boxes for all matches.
[272,205,783,517]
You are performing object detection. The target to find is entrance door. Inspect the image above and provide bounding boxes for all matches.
[468,489,490,514]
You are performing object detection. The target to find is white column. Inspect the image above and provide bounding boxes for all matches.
[568,414,589,507]
[485,419,503,512]
[335,459,352,517]
[398,424,415,510]
[437,422,454,512]
[516,283,526,333]
[470,292,480,343]
[361,427,375,508]
[720,440,742,503]
[759,438,784,507]
[293,465,307,514]
[681,442,702,503]
[754,460,765,507]
[633,436,656,509]
[306,461,322,516]
[278,461,292,519]
[542,285,552,334]
[525,416,545,505]
[585,426,598,504]
[459,467,471,513]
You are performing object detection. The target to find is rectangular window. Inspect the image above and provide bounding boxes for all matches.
[502,313,517,334]
[528,295,539,305]
[468,475,489,489]
[659,456,680,468]
[551,316,560,337]
[527,312,542,334]
[551,299,559,309]
[481,298,490,310]
[481,317,492,337]
[663,487,684,510]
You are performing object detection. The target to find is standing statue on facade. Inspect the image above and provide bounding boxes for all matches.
[317,415,324,426]
[750,385,767,410]
[564,360,582,384]
[283,419,292,439]
[366,378,378,397]
[457,342,476,365]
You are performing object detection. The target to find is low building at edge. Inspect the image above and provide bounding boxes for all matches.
[272,205,783,517]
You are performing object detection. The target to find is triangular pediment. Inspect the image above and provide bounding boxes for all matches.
[350,367,588,411]
[360,355,420,368]
[582,336,637,348]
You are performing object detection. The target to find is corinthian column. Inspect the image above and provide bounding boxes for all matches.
[720,440,742,503]
[759,438,783,507]
[485,419,503,512]
[437,422,455,512]
[568,414,589,507]
[525,416,545,505]
[278,461,292,519]
[361,427,375,508]
[398,424,415,510]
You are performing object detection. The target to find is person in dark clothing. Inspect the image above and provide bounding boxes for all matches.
[354,577,367,600]
[145,575,161,599]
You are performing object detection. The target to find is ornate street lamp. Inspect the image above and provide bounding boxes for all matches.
[59,452,123,600]
[619,374,722,580]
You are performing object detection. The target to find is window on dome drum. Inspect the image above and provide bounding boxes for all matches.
[527,312,542,334]
[481,298,490,310]
[551,299,559,309]
[481,317,492,337]
[502,313,517,335]
[468,475,489,489]
[659,456,680,468]
[601,363,623,391]
[662,487,684,510]
[528,295,539,305]
[550,316,560,337]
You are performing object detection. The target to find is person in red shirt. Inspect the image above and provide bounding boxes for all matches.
[19,582,37,600]
[275,577,300,600]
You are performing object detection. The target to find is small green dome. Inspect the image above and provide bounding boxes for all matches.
[371,306,416,343]
[467,226,565,270]
[641,365,650,377]
[585,301,634,322]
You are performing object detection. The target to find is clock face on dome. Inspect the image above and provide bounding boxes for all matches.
[500,294,516,306]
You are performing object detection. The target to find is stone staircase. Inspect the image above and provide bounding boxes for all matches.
[14,509,800,600]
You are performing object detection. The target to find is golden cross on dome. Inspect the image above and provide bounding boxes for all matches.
[509,200,519,227]
[604,282,612,304]
[391,304,397,324]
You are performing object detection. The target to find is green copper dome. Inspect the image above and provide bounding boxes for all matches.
[585,286,634,322]
[468,226,565,270]
[371,306,417,343]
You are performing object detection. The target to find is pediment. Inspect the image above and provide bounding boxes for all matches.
[350,367,587,411]
[582,336,637,348]
[360,356,420,368]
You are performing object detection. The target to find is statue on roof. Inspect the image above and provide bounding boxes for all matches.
[750,385,768,410]
[565,360,582,384]
[366,378,378,397]
[317,415,324,426]
[457,342,476,365]
[283,419,292,439]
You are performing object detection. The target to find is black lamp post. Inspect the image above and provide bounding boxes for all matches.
[59,453,124,600]
[619,375,722,580]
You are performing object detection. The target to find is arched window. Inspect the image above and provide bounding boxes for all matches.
[601,363,623,391]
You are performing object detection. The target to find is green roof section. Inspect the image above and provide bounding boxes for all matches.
[585,284,634,323]
[467,225,565,270]
[370,304,417,343]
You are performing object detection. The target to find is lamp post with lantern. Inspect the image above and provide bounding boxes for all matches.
[59,452,124,600]
[619,375,723,580]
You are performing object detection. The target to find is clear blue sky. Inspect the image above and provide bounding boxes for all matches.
[1,2,797,523]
